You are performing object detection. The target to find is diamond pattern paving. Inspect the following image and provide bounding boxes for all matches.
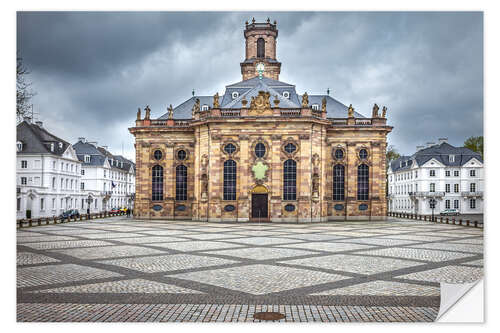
[17,217,483,322]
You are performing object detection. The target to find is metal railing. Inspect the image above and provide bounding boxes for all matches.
[461,191,483,197]
[387,211,482,228]
[16,211,127,229]
[409,191,445,197]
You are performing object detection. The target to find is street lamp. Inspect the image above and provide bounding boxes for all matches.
[86,195,93,216]
[430,198,436,222]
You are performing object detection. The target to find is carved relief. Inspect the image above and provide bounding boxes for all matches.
[249,91,271,115]
[301,92,309,108]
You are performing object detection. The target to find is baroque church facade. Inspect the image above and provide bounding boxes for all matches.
[129,19,393,222]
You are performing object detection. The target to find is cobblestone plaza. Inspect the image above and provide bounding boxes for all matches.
[17,217,483,322]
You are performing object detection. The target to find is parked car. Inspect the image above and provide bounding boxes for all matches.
[109,208,120,214]
[440,209,460,216]
[119,207,128,213]
[59,209,80,219]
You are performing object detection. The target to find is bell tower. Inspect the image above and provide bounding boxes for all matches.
[240,18,281,81]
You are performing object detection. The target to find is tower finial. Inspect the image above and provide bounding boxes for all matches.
[327,88,330,96]
[252,17,255,23]
[267,17,270,23]
[192,89,195,96]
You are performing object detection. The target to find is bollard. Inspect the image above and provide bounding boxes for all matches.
[440,217,443,223]
[474,221,478,227]
[28,219,33,227]
[452,218,455,225]
[459,219,463,226]
[18,220,23,229]
[446,218,449,224]
[466,220,470,226]
[53,216,57,224]
[424,216,427,221]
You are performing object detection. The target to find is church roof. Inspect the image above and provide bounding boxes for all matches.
[159,76,365,119]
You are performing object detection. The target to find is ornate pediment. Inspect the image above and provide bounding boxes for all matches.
[248,91,272,116]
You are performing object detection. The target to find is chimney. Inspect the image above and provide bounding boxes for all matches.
[438,137,448,144]
[416,145,425,151]
[78,137,85,143]
[35,121,43,127]
[88,141,98,147]
[426,142,435,148]
[23,116,32,123]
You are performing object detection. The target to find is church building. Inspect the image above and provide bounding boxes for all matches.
[129,19,393,222]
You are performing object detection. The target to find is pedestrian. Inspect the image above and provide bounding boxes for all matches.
[126,207,130,218]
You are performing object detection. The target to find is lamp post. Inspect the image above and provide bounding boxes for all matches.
[430,198,436,222]
[86,195,93,216]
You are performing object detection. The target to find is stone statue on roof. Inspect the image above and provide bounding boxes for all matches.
[192,98,200,115]
[382,106,387,118]
[167,104,174,119]
[301,92,309,108]
[321,97,327,113]
[213,92,220,108]
[144,105,151,120]
[372,103,379,118]
[348,104,354,118]
[136,107,141,120]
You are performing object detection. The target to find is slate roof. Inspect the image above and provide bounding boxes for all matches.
[390,142,483,172]
[73,140,135,171]
[16,121,71,156]
[159,76,365,119]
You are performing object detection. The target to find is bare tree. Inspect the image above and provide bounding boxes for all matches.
[16,55,36,123]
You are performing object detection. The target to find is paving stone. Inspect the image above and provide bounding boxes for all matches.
[17,264,121,287]
[357,247,475,262]
[146,240,245,252]
[204,247,316,260]
[99,254,238,273]
[53,245,168,260]
[278,242,374,253]
[171,264,348,295]
[17,252,60,266]
[397,265,484,284]
[21,240,114,250]
[311,281,440,296]
[32,278,203,294]
[281,254,424,275]
[407,243,483,254]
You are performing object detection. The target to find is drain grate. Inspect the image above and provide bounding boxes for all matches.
[253,312,286,321]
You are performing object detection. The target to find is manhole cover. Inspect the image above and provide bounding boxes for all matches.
[253,312,285,321]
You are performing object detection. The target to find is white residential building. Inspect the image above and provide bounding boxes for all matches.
[73,138,135,213]
[387,138,483,216]
[16,119,84,219]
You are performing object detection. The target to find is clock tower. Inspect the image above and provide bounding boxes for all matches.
[240,18,282,81]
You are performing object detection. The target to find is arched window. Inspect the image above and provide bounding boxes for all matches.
[357,164,369,201]
[176,165,187,201]
[152,165,163,201]
[283,159,297,200]
[223,160,237,200]
[257,38,265,58]
[333,164,345,201]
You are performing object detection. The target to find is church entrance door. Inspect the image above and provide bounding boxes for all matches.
[251,193,268,221]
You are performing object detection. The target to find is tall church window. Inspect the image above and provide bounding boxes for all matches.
[333,164,345,201]
[223,160,237,200]
[257,38,265,58]
[357,164,369,200]
[283,159,297,200]
[176,165,188,201]
[152,165,163,201]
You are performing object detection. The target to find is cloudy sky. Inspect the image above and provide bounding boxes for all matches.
[17,11,483,161]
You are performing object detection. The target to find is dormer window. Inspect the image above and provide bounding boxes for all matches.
[449,155,455,162]
[50,143,54,152]
[201,105,209,111]
[84,155,90,163]
[312,104,319,111]
[58,142,63,149]
[282,91,290,99]
[16,141,23,152]
[231,91,239,99]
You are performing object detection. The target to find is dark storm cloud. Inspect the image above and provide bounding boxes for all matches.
[17,11,483,160]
